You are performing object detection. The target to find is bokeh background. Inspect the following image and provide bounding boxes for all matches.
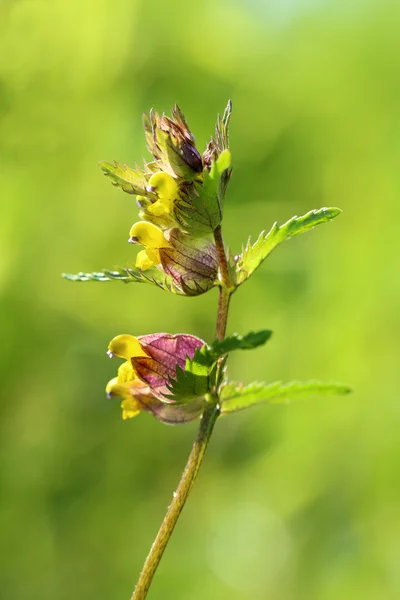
[1,0,400,598]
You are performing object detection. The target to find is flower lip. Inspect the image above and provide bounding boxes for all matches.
[107,350,114,358]
[146,185,156,194]
[128,236,139,244]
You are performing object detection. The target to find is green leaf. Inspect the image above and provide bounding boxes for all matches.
[99,161,150,196]
[235,207,341,286]
[176,151,232,236]
[208,330,272,360]
[216,149,231,173]
[220,380,352,415]
[164,347,212,403]
[62,267,184,294]
[163,330,272,403]
[175,100,233,235]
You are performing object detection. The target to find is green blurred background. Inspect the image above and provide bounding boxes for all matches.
[1,0,399,598]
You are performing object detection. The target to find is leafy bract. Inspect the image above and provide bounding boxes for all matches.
[207,330,272,359]
[203,100,232,164]
[164,347,212,403]
[235,207,341,286]
[62,267,184,294]
[99,161,150,196]
[164,330,272,403]
[176,150,232,235]
[215,100,232,153]
[220,379,352,415]
[175,149,231,236]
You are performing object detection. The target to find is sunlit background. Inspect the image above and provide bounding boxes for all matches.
[1,0,400,598]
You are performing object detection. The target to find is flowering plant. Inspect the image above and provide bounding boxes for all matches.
[64,102,350,599]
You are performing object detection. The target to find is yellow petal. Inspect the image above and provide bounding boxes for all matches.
[117,360,136,383]
[146,199,170,216]
[106,377,131,399]
[135,248,160,270]
[121,397,141,420]
[108,334,149,360]
[106,376,120,397]
[147,172,178,200]
[129,221,169,249]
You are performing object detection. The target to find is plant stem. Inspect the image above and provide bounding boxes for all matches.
[214,224,232,290]
[216,287,230,341]
[131,401,219,600]
[130,225,231,600]
[214,224,233,341]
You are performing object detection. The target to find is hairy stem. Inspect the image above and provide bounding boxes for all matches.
[216,287,230,341]
[130,226,232,599]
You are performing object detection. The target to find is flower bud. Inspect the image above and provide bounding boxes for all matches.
[143,105,203,180]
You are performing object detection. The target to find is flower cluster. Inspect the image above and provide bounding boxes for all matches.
[106,333,207,423]
[64,101,346,428]
[100,103,232,296]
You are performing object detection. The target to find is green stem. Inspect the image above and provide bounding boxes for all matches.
[214,224,232,289]
[131,401,219,600]
[214,224,233,341]
[130,225,232,600]
[216,287,230,341]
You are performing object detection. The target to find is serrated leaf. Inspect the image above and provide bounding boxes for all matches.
[164,347,211,403]
[62,267,184,294]
[99,161,150,196]
[235,207,341,286]
[204,100,232,163]
[196,150,231,229]
[208,330,272,360]
[176,151,232,235]
[163,330,272,403]
[176,180,220,235]
[220,379,352,415]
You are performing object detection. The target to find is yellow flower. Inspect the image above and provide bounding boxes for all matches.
[120,397,140,420]
[144,172,179,217]
[106,376,152,420]
[106,336,153,420]
[107,334,149,360]
[128,221,171,271]
[106,332,207,423]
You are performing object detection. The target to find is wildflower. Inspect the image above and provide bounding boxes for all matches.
[144,172,179,217]
[106,377,150,420]
[128,221,171,271]
[106,333,207,423]
[95,102,232,294]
